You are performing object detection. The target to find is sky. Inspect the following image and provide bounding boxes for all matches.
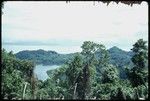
[2,1,148,53]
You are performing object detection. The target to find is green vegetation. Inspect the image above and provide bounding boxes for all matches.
[1,49,36,99]
[1,39,148,100]
[15,49,76,65]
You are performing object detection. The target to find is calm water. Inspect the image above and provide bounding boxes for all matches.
[34,64,60,81]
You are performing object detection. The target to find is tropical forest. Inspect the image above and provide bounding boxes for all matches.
[1,39,148,100]
[1,1,148,100]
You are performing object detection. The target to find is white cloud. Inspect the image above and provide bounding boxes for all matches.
[2,1,148,53]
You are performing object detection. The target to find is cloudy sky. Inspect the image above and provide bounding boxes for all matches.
[2,1,148,53]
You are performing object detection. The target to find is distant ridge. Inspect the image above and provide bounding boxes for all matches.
[16,46,133,66]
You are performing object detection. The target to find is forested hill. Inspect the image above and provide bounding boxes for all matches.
[15,49,77,65]
[108,46,134,67]
[15,47,134,67]
[108,46,134,78]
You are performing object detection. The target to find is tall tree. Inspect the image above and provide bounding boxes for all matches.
[127,39,148,87]
[131,39,148,69]
[64,54,83,99]
[126,39,148,99]
[77,41,108,99]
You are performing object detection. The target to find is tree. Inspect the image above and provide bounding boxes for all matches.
[127,39,148,87]
[126,39,148,99]
[1,49,35,100]
[101,64,119,83]
[110,87,126,100]
[47,64,70,99]
[131,39,148,69]
[77,41,109,99]
[91,64,119,100]
[65,54,83,99]
[78,41,98,99]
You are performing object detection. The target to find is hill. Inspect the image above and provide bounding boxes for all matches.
[108,46,134,67]
[15,49,77,65]
[15,47,134,67]
[107,46,134,79]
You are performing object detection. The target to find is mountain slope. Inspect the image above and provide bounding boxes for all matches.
[108,46,134,79]
[108,46,134,67]
[15,49,76,65]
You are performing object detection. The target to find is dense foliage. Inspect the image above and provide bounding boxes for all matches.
[1,39,148,100]
[1,49,36,99]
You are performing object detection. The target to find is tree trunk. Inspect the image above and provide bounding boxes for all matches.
[73,83,77,99]
[22,82,28,99]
